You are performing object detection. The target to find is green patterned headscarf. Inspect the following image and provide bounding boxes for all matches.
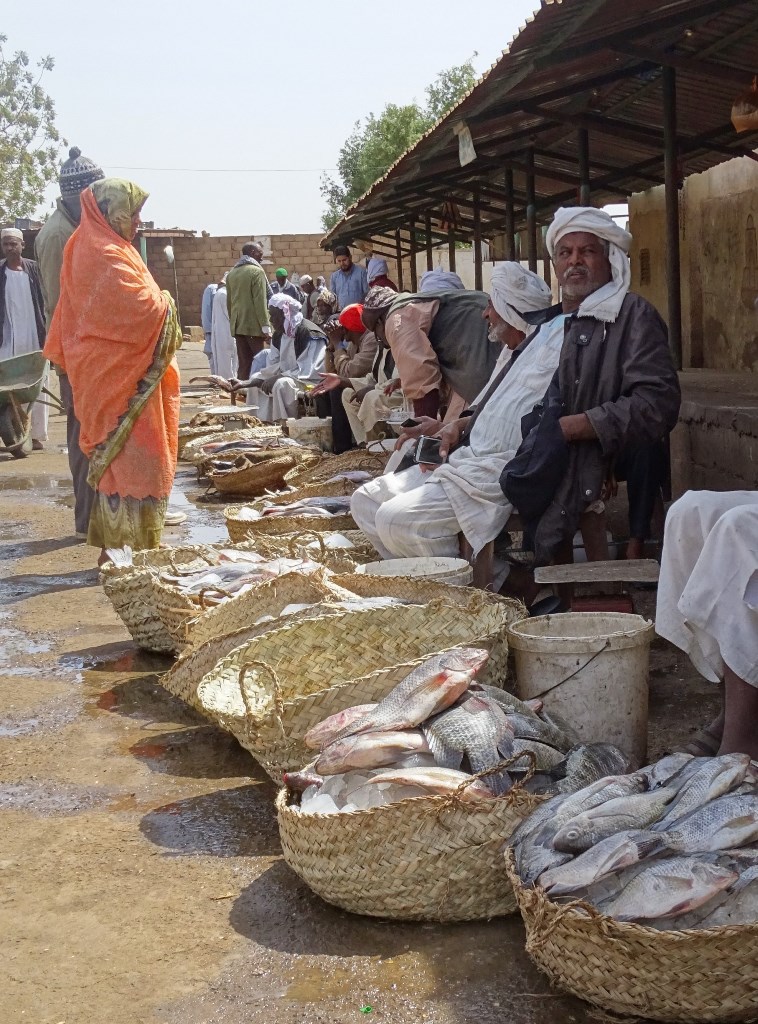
[91,178,148,239]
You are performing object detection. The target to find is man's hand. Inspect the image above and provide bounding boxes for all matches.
[384,378,402,396]
[350,385,375,406]
[437,418,466,460]
[230,377,264,393]
[394,415,441,451]
[311,372,343,396]
[259,376,278,395]
[558,413,597,442]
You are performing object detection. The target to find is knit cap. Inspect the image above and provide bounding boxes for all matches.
[60,147,105,196]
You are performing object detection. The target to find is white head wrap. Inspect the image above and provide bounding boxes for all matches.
[268,292,303,337]
[419,269,465,292]
[367,256,389,281]
[1,227,24,242]
[489,262,552,334]
[545,206,633,323]
[299,274,313,285]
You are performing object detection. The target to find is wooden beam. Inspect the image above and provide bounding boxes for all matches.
[663,66,683,370]
[408,216,418,291]
[448,227,456,272]
[395,228,404,291]
[611,42,755,88]
[504,168,516,261]
[525,146,537,273]
[577,128,590,205]
[473,193,483,291]
[424,210,434,271]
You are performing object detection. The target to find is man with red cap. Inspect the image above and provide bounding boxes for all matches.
[311,302,378,452]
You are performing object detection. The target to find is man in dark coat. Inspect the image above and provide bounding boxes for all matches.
[501,206,681,566]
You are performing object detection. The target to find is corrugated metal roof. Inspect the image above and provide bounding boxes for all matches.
[323,0,758,252]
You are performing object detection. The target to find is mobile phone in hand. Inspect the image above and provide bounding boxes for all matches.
[413,435,445,465]
[401,417,420,428]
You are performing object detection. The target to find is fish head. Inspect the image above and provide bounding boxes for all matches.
[441,648,489,677]
[552,815,597,853]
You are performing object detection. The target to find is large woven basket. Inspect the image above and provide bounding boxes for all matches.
[283,449,389,486]
[182,426,283,468]
[248,476,359,509]
[224,504,356,542]
[277,777,543,921]
[193,596,522,779]
[178,425,222,458]
[211,447,322,497]
[99,542,257,653]
[504,850,758,1023]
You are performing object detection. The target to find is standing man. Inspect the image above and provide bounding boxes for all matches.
[35,148,104,519]
[200,280,218,372]
[329,245,368,310]
[1,228,47,447]
[299,274,324,320]
[270,267,304,302]
[210,274,237,380]
[226,241,273,381]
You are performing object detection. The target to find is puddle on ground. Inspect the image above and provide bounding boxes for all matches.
[0,568,97,603]
[61,645,173,676]
[0,475,72,493]
[0,693,83,737]
[128,724,255,778]
[0,780,111,816]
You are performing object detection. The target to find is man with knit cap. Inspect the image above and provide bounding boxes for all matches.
[501,206,681,567]
[351,263,556,560]
[35,146,105,531]
[270,267,304,303]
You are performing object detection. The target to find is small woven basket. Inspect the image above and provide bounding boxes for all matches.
[224,504,356,543]
[193,596,522,779]
[249,531,378,571]
[283,449,389,487]
[277,767,543,921]
[211,447,322,497]
[504,849,758,1023]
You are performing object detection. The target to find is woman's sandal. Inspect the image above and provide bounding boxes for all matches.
[685,725,722,757]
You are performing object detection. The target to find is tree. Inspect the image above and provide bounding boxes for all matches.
[0,36,63,222]
[321,57,478,231]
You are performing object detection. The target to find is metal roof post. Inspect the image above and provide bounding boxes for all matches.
[663,65,683,370]
[448,227,457,272]
[408,216,418,292]
[425,211,434,271]
[473,192,483,291]
[578,128,591,206]
[395,228,404,291]
[526,146,538,272]
[504,168,516,260]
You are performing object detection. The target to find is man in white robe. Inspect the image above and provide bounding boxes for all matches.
[351,263,556,558]
[210,276,238,380]
[239,293,326,422]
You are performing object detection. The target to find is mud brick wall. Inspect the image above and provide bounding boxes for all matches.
[143,234,339,328]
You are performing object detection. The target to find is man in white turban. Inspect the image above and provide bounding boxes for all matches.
[500,206,681,569]
[419,269,465,292]
[351,262,558,559]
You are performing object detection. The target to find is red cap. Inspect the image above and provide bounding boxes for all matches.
[338,303,365,334]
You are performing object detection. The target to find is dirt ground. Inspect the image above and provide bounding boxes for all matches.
[0,346,718,1024]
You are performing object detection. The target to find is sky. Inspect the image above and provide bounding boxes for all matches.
[4,0,541,236]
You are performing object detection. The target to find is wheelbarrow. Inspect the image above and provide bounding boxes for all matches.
[0,351,61,458]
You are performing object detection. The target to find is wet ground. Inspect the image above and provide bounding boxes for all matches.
[0,348,717,1024]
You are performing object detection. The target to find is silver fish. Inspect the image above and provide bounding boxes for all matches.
[361,766,496,802]
[639,752,694,788]
[333,648,489,740]
[653,794,758,855]
[697,865,758,928]
[539,829,660,894]
[594,858,738,922]
[423,693,514,794]
[304,703,378,751]
[654,754,751,828]
[315,729,430,774]
[536,707,580,749]
[472,684,542,719]
[556,743,631,793]
[507,713,571,752]
[512,738,564,771]
[553,786,678,854]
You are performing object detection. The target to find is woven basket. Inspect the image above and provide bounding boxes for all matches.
[178,425,222,458]
[242,531,377,574]
[277,771,543,921]
[182,426,285,468]
[224,504,356,542]
[193,596,521,779]
[211,447,322,497]
[248,476,359,509]
[99,542,256,653]
[504,850,758,1023]
[284,449,389,486]
[188,409,262,428]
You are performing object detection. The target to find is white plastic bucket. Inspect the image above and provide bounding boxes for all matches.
[506,613,654,766]
[357,556,474,587]
[286,416,333,451]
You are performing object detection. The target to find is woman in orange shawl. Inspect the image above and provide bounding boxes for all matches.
[44,179,181,561]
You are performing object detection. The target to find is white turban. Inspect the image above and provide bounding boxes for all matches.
[1,227,24,242]
[545,206,633,323]
[268,292,303,337]
[367,256,389,282]
[419,269,465,292]
[489,262,552,334]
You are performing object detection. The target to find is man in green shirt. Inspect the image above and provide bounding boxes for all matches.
[226,241,273,379]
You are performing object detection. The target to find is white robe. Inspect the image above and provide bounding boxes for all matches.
[210,285,237,380]
[656,490,758,687]
[351,315,567,558]
[249,332,325,422]
[2,267,48,441]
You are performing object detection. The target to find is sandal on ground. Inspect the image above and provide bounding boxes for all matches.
[685,725,722,757]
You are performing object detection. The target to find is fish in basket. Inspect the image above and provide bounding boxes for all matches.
[506,751,758,1022]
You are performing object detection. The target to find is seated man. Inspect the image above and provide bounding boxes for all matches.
[501,206,681,568]
[342,323,404,447]
[656,491,758,760]
[234,293,326,422]
[351,263,554,559]
[310,303,378,453]
[360,280,498,423]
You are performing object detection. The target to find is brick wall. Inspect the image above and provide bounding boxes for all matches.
[143,233,339,327]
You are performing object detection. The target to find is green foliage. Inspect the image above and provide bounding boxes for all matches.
[321,56,478,232]
[0,35,63,221]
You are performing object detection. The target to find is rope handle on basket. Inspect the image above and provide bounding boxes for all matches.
[435,749,538,819]
[236,659,285,737]
[197,585,237,609]
[287,530,326,559]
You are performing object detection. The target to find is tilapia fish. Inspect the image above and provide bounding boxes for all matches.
[639,752,694,788]
[654,753,751,828]
[511,738,564,771]
[539,829,660,894]
[361,766,497,803]
[653,793,758,855]
[332,648,489,740]
[697,865,758,928]
[507,713,571,752]
[556,743,631,793]
[553,786,678,854]
[471,684,543,719]
[304,704,378,751]
[315,729,430,775]
[283,766,324,791]
[423,693,514,794]
[594,857,739,922]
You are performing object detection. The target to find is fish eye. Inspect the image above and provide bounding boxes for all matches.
[566,829,579,840]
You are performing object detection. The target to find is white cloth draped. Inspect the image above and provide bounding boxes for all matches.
[656,490,758,687]
[2,267,48,441]
[489,262,552,334]
[210,285,237,380]
[351,315,567,557]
